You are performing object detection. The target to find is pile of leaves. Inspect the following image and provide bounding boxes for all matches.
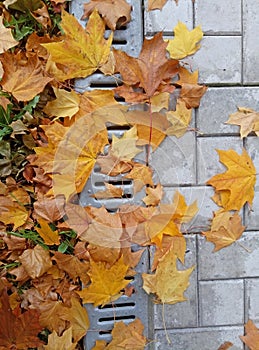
[0,0,258,349]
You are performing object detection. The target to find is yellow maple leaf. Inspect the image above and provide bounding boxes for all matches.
[125,162,154,193]
[33,118,108,200]
[69,298,89,342]
[42,10,113,80]
[226,107,259,139]
[167,21,203,60]
[202,210,245,252]
[166,100,192,137]
[111,126,142,161]
[35,217,60,245]
[142,249,194,304]
[43,87,80,119]
[77,256,129,306]
[43,327,76,350]
[0,16,18,53]
[207,149,256,211]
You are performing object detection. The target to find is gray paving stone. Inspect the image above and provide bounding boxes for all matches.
[144,0,193,35]
[245,279,259,324]
[163,186,218,231]
[187,36,242,84]
[195,0,242,34]
[150,132,196,186]
[197,87,259,135]
[197,136,243,184]
[198,232,259,280]
[154,326,244,350]
[243,0,259,84]
[154,235,198,329]
[199,280,244,326]
[244,137,259,230]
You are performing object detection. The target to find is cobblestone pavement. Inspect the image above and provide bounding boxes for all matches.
[145,1,259,349]
[71,1,259,349]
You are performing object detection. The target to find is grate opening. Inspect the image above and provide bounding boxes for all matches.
[112,39,127,45]
[99,330,112,336]
[98,315,136,323]
[89,81,121,89]
[94,180,132,187]
[98,302,135,310]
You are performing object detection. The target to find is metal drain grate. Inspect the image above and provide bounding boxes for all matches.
[70,1,153,349]
[70,0,143,93]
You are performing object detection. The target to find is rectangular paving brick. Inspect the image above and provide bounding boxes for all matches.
[188,36,242,84]
[144,0,193,35]
[195,0,242,34]
[245,279,259,324]
[154,326,244,350]
[197,87,259,135]
[150,132,196,186]
[154,235,198,329]
[243,0,259,84]
[197,136,243,184]
[198,232,259,280]
[199,280,244,326]
[163,186,218,231]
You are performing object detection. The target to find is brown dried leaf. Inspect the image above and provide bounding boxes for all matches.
[82,0,132,30]
[240,320,259,350]
[19,245,52,279]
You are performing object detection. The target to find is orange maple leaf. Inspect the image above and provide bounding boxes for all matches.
[113,33,179,102]
[240,320,259,350]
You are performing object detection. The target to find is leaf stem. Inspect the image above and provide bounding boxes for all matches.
[162,302,171,345]
[146,99,152,166]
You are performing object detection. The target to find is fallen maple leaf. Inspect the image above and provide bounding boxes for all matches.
[92,182,123,199]
[226,107,259,138]
[113,33,179,101]
[33,195,66,222]
[217,342,234,350]
[35,217,60,245]
[43,87,80,119]
[68,298,89,342]
[44,327,76,350]
[240,320,259,350]
[142,248,194,304]
[207,149,256,211]
[166,100,192,137]
[42,10,113,80]
[125,162,154,193]
[77,256,129,306]
[0,52,52,101]
[82,0,132,30]
[202,210,245,251]
[148,0,168,11]
[53,251,90,285]
[111,126,142,161]
[19,244,52,279]
[143,183,164,206]
[167,21,203,60]
[64,203,90,236]
[0,15,18,53]
[104,319,147,349]
[0,289,43,349]
[80,207,123,249]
